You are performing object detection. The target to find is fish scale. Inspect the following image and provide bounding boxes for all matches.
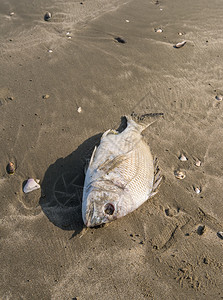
[82,115,162,227]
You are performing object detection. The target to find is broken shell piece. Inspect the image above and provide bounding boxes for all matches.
[44,11,52,21]
[215,94,223,101]
[174,170,186,179]
[23,178,40,193]
[195,160,201,167]
[194,186,201,194]
[42,94,50,99]
[179,154,188,161]
[217,231,223,240]
[174,41,186,48]
[6,162,15,174]
[77,107,82,113]
[155,28,163,33]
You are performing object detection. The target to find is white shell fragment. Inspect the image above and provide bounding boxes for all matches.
[48,49,53,53]
[179,154,188,161]
[23,178,40,194]
[174,41,186,48]
[195,160,201,167]
[9,12,15,16]
[178,32,183,36]
[215,94,223,101]
[125,20,130,23]
[77,107,82,113]
[174,170,186,179]
[155,28,163,33]
[194,186,201,194]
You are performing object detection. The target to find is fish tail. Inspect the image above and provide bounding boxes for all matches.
[125,113,164,132]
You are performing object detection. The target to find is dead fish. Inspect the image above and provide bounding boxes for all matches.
[82,114,163,227]
[174,41,186,48]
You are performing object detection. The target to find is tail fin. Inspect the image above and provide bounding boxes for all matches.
[125,113,164,132]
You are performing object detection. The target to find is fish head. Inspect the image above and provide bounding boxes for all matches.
[82,189,123,227]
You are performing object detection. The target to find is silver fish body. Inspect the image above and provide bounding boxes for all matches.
[82,115,162,227]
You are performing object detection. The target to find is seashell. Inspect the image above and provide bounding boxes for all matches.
[23,178,40,193]
[174,41,186,48]
[155,28,163,33]
[114,37,126,44]
[77,107,82,113]
[195,160,201,167]
[9,12,15,16]
[44,11,52,21]
[6,162,15,174]
[42,94,50,99]
[215,94,223,101]
[194,186,201,194]
[178,32,183,36]
[217,231,223,240]
[126,20,130,23]
[48,49,53,53]
[174,170,186,179]
[179,154,187,161]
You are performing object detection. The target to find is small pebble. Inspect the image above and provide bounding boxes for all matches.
[6,162,15,174]
[42,94,50,99]
[174,41,186,48]
[179,154,187,161]
[195,160,201,167]
[126,20,130,23]
[44,11,52,21]
[217,231,223,240]
[155,28,163,33]
[9,12,15,16]
[48,49,53,53]
[197,225,206,235]
[215,94,222,101]
[174,170,186,179]
[77,107,82,113]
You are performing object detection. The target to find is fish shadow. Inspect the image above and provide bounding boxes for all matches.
[39,133,102,235]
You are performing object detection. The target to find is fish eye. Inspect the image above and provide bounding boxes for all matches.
[104,203,115,215]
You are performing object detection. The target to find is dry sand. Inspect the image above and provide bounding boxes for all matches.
[1,0,223,299]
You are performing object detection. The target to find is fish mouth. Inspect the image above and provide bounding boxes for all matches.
[85,203,105,227]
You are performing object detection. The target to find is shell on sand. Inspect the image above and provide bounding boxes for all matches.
[174,170,186,179]
[23,178,40,193]
[174,41,186,48]
[194,186,201,194]
[6,162,15,174]
[215,94,222,101]
[179,154,187,161]
[195,160,201,167]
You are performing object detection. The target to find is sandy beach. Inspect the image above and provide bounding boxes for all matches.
[1,0,223,299]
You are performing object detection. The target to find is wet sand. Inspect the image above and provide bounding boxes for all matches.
[1,0,223,299]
